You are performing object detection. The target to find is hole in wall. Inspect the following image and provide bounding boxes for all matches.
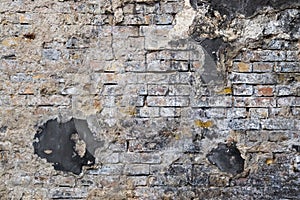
[33,118,103,175]
[206,142,244,175]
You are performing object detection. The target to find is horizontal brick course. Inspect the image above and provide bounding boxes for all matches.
[147,96,189,107]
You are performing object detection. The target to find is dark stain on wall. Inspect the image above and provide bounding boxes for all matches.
[33,118,98,175]
[207,143,244,175]
[190,0,300,18]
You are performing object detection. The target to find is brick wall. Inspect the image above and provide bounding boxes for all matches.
[0,0,299,199]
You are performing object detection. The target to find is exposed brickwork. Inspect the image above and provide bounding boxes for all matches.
[0,0,300,199]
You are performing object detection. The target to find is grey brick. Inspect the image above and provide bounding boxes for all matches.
[227,108,247,119]
[230,72,277,84]
[139,107,160,117]
[88,164,124,175]
[249,108,269,118]
[208,96,232,107]
[148,84,169,96]
[277,97,295,107]
[279,62,300,72]
[205,108,226,118]
[234,97,276,107]
[233,84,253,96]
[124,164,150,175]
[261,118,295,130]
[127,176,148,186]
[277,85,293,96]
[251,50,286,61]
[147,96,189,107]
[160,107,180,117]
[43,49,61,61]
[141,25,173,50]
[229,119,260,130]
[154,14,174,25]
[168,85,191,96]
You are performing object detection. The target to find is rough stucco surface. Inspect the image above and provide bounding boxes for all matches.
[0,0,300,199]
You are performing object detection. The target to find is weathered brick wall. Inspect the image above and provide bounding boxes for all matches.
[0,0,299,199]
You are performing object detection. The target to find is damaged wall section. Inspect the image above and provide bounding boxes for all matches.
[33,119,103,175]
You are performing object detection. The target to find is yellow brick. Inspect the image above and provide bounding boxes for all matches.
[194,120,213,128]
[217,87,232,95]
[237,62,250,72]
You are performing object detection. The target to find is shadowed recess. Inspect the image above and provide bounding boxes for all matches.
[190,0,300,18]
[33,118,103,175]
[207,143,244,175]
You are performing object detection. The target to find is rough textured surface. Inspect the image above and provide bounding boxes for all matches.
[207,143,244,175]
[33,119,98,175]
[0,0,300,199]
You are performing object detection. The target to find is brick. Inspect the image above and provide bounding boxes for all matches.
[147,60,165,71]
[154,14,174,25]
[156,50,190,60]
[136,96,146,107]
[124,164,150,175]
[141,25,173,50]
[292,107,300,116]
[208,96,232,107]
[245,131,269,142]
[269,107,291,117]
[227,108,247,119]
[261,118,295,130]
[233,84,253,96]
[251,50,286,61]
[277,97,295,107]
[96,152,119,164]
[42,49,61,61]
[279,62,300,72]
[127,176,148,186]
[50,188,86,199]
[139,107,160,117]
[229,119,260,130]
[92,73,119,85]
[100,107,117,118]
[249,108,269,118]
[125,61,146,72]
[232,62,252,72]
[263,39,293,50]
[160,107,180,117]
[27,95,70,106]
[10,73,33,82]
[277,85,293,96]
[169,72,192,84]
[112,26,139,39]
[103,96,116,107]
[124,84,147,96]
[205,108,226,118]
[268,131,291,142]
[277,73,300,84]
[234,97,276,107]
[286,51,299,61]
[89,60,113,72]
[252,62,274,72]
[120,153,143,163]
[168,85,191,96]
[139,153,162,164]
[254,85,274,96]
[160,2,183,13]
[88,164,124,175]
[294,97,300,106]
[230,72,276,84]
[146,73,170,84]
[101,85,123,96]
[147,96,189,107]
